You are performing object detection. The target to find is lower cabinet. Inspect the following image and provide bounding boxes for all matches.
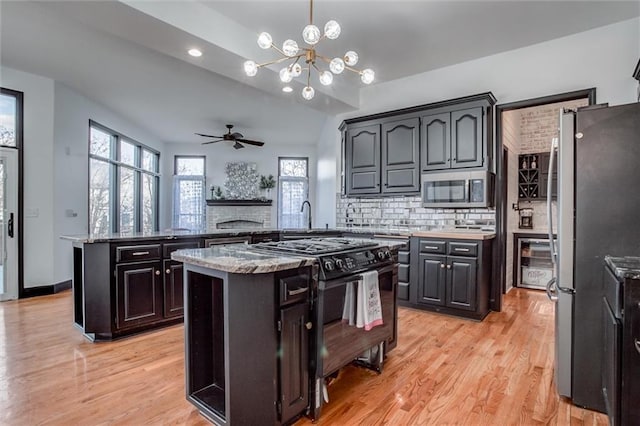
[116,261,163,329]
[163,259,185,318]
[410,237,491,320]
[278,302,309,422]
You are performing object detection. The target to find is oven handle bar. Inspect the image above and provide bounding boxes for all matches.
[319,263,396,290]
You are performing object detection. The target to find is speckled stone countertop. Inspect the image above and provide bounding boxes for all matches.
[411,230,496,240]
[59,228,274,244]
[605,256,640,280]
[171,244,316,274]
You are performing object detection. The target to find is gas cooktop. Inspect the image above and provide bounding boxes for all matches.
[251,237,378,255]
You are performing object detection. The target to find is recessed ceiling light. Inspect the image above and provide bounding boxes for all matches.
[188,48,202,57]
[282,86,293,93]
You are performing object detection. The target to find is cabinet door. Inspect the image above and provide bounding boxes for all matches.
[602,297,621,426]
[451,107,483,169]
[446,256,477,311]
[116,261,163,329]
[279,303,309,423]
[381,117,420,193]
[417,254,446,306]
[421,112,451,171]
[163,259,184,318]
[345,124,381,194]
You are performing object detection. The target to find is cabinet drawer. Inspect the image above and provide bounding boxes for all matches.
[419,240,446,254]
[398,251,410,264]
[116,244,161,263]
[163,241,200,257]
[279,273,311,306]
[398,264,410,282]
[448,242,478,257]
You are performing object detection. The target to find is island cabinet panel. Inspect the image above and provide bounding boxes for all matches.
[345,123,381,194]
[409,237,492,320]
[279,302,309,422]
[451,108,484,169]
[116,261,163,329]
[162,241,201,318]
[381,117,420,193]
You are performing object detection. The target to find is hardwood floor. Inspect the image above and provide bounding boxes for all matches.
[0,288,606,425]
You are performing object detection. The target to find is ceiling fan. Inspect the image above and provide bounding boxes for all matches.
[196,124,265,149]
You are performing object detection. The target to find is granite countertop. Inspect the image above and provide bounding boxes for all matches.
[605,255,640,280]
[411,229,496,240]
[60,228,276,244]
[171,244,316,274]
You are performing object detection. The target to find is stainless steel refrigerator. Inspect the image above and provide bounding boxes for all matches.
[547,101,640,412]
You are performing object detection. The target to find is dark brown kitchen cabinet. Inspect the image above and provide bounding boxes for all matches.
[116,261,163,329]
[345,123,381,195]
[278,302,309,422]
[409,237,491,320]
[381,117,420,193]
[421,112,451,171]
[162,241,201,318]
[451,108,483,169]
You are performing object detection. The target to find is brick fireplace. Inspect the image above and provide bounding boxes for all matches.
[206,200,272,231]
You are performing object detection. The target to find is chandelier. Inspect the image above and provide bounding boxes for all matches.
[243,0,374,100]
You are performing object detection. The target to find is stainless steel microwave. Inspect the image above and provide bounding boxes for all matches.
[422,170,495,208]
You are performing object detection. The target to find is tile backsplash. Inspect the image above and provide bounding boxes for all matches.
[336,194,495,229]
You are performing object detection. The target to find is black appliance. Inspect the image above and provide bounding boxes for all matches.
[251,237,398,420]
[602,256,640,426]
[547,102,640,412]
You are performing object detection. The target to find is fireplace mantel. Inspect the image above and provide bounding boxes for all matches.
[206,199,272,207]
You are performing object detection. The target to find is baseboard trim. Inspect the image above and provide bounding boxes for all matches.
[21,280,72,298]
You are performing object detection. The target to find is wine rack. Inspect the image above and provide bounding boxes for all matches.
[518,154,540,200]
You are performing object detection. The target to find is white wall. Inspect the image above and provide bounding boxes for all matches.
[161,141,317,230]
[314,17,640,215]
[314,116,341,228]
[0,66,55,289]
[53,82,164,284]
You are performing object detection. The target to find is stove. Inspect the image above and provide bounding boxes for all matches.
[251,237,393,280]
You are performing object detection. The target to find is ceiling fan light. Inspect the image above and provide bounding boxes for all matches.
[289,63,302,77]
[324,20,341,39]
[360,68,375,84]
[257,32,273,49]
[344,51,359,66]
[244,60,258,76]
[329,58,345,74]
[302,24,321,45]
[302,86,315,100]
[279,67,293,83]
[282,39,299,57]
[319,70,333,86]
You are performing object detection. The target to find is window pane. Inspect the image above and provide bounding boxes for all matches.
[176,157,205,176]
[174,177,205,231]
[120,140,135,166]
[280,159,307,177]
[142,149,156,172]
[141,173,156,233]
[119,168,135,233]
[279,179,307,228]
[89,127,112,158]
[89,159,111,234]
[0,94,17,147]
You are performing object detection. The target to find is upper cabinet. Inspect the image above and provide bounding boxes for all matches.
[342,93,495,197]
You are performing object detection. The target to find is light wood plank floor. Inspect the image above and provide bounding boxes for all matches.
[0,288,606,425]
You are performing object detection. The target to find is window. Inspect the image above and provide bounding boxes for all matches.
[278,157,308,229]
[0,91,18,147]
[172,156,205,231]
[89,121,159,234]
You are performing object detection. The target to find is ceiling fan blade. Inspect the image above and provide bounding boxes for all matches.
[196,133,224,138]
[236,138,264,147]
[231,132,244,139]
[233,142,245,149]
[202,139,224,145]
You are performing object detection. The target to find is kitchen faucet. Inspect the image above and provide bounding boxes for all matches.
[300,200,312,230]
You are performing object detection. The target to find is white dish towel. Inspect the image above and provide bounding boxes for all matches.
[356,270,383,331]
[341,281,356,326]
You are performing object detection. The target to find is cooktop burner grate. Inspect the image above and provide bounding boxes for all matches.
[252,237,377,255]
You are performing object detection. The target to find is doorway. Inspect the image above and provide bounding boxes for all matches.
[0,148,18,300]
[494,89,596,308]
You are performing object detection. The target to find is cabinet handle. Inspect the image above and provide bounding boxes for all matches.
[424,246,439,250]
[454,248,470,252]
[305,322,313,330]
[165,269,171,274]
[288,287,309,296]
[446,264,452,269]
[155,270,160,276]
[132,251,150,256]
[635,338,640,355]
[440,263,445,269]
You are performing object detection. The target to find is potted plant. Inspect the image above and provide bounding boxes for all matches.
[259,174,276,199]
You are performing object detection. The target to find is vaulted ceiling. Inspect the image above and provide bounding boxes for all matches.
[1,1,638,145]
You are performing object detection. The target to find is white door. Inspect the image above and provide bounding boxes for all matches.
[0,147,18,301]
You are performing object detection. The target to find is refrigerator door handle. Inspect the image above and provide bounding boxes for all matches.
[547,137,558,267]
